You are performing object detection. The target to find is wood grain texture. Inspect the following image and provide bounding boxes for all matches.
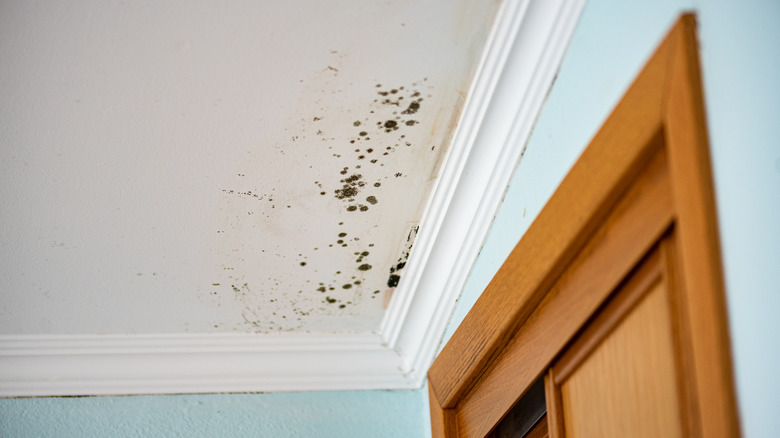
[428,23,673,408]
[429,382,457,438]
[545,370,564,438]
[552,248,664,384]
[662,233,702,438]
[662,15,740,438]
[559,281,682,438]
[428,14,739,438]
[454,148,673,437]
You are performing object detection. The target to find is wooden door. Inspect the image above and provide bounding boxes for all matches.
[546,241,688,437]
[428,15,739,438]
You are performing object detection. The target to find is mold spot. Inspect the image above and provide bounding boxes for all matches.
[346,205,357,212]
[338,232,347,237]
[387,274,400,288]
[353,121,361,127]
[366,196,378,205]
[342,284,353,289]
[359,131,368,136]
[300,262,307,267]
[358,264,372,271]
[335,184,358,199]
[359,205,368,212]
[401,101,420,115]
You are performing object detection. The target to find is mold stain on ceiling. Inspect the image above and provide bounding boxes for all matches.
[0,0,501,335]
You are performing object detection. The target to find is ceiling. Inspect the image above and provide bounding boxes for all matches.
[0,0,587,396]
[0,0,500,335]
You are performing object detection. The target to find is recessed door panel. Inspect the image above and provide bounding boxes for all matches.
[559,281,682,437]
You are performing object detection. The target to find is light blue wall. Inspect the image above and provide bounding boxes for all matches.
[2,2,778,437]
[443,0,780,437]
[0,389,430,438]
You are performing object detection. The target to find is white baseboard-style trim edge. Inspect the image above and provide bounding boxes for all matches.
[0,0,586,397]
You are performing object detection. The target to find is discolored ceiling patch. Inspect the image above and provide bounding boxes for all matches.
[209,76,438,333]
[0,0,502,336]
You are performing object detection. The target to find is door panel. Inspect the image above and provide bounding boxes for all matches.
[558,281,682,437]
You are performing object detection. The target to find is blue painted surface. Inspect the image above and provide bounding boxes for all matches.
[2,2,778,437]
[697,2,780,437]
[443,0,780,436]
[0,389,429,438]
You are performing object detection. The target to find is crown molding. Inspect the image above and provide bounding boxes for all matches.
[0,0,585,397]
[381,0,587,387]
[0,333,410,396]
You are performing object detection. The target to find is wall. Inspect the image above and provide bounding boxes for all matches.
[0,389,430,438]
[443,0,780,437]
[2,1,778,437]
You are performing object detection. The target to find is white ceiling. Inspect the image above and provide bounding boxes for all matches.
[0,0,500,335]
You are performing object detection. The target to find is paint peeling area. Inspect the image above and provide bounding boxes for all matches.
[202,66,449,333]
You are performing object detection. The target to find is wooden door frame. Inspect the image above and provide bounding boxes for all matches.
[427,14,739,438]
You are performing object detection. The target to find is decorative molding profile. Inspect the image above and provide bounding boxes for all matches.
[0,0,586,397]
[383,0,587,387]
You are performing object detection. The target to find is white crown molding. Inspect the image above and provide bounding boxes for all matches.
[0,333,411,396]
[381,0,587,386]
[0,0,585,397]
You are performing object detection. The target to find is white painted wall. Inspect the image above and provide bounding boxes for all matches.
[441,0,780,436]
[0,0,498,335]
